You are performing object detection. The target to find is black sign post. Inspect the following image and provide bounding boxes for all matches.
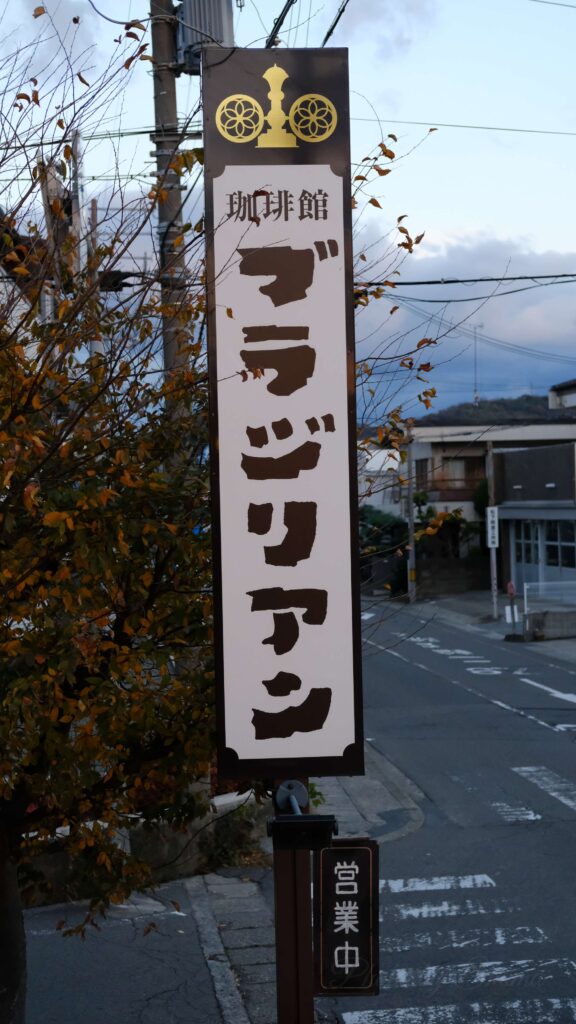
[314,838,380,996]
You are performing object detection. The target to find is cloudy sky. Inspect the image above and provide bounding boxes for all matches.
[13,0,576,415]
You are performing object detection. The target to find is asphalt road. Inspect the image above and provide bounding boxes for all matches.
[328,601,576,1024]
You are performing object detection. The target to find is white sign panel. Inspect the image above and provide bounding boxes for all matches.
[486,505,499,549]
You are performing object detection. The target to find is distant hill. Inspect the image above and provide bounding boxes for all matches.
[416,394,576,426]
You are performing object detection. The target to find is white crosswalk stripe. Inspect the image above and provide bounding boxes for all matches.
[379,874,495,894]
[342,998,576,1023]
[346,871,576,1023]
[512,766,576,812]
[381,897,517,921]
[379,957,576,989]
[379,925,547,953]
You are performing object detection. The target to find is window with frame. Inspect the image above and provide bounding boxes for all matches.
[546,520,576,568]
[415,458,428,491]
[515,520,539,565]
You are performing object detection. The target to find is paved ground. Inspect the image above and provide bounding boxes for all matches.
[25,590,576,1024]
[26,738,423,1024]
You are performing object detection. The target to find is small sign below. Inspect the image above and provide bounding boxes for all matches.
[313,838,379,996]
[486,505,499,549]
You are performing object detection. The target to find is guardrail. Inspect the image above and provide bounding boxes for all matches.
[523,581,576,615]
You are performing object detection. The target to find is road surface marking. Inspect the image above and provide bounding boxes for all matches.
[517,676,576,705]
[379,925,547,953]
[381,897,517,920]
[364,639,557,733]
[490,801,542,822]
[451,774,541,823]
[380,874,495,894]
[361,611,376,620]
[342,997,576,1023]
[512,766,576,812]
[379,958,576,989]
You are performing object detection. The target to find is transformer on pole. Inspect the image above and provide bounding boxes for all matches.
[176,0,235,74]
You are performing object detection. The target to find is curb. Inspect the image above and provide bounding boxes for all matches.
[186,875,252,1024]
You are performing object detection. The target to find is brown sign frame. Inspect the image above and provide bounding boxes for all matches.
[203,47,363,779]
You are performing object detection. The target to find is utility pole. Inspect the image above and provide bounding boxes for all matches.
[487,441,499,620]
[150,0,188,372]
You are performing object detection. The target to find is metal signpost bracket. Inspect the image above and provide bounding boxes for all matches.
[269,780,338,850]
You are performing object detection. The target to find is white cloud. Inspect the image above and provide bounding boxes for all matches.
[354,230,576,414]
[329,0,437,57]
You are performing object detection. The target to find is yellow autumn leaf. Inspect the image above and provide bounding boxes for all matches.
[368,198,382,209]
[42,511,68,526]
[32,5,45,16]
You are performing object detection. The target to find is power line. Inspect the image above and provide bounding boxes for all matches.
[358,274,576,286]
[2,125,202,149]
[392,282,576,302]
[393,295,576,365]
[322,0,353,46]
[351,116,576,138]
[527,0,576,9]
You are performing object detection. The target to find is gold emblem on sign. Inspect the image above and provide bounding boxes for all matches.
[215,65,337,147]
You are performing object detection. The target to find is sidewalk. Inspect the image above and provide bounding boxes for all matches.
[412,589,576,668]
[26,742,424,1024]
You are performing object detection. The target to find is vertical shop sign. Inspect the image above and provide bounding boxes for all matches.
[314,838,379,995]
[203,48,363,777]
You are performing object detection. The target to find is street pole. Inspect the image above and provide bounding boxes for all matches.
[150,0,188,373]
[407,431,417,602]
[273,845,314,1023]
[269,781,337,1024]
[487,442,499,620]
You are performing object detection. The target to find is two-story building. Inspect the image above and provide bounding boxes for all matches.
[361,421,576,524]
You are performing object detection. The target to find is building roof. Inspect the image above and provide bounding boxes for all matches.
[411,423,576,445]
[549,379,576,394]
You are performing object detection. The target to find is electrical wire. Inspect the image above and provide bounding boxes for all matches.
[351,116,576,138]
[527,0,576,9]
[85,0,223,42]
[390,279,576,303]
[305,0,312,45]
[392,295,576,364]
[358,273,576,287]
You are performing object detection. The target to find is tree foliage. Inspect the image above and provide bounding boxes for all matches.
[0,5,214,927]
[0,1,447,942]
[0,342,214,909]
